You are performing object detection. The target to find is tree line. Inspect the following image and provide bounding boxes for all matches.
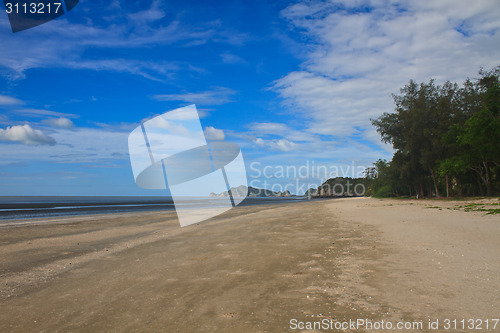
[365,66,500,197]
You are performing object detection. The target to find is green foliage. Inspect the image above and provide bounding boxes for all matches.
[368,66,500,197]
[373,185,393,198]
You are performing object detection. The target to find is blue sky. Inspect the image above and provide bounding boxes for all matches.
[0,0,499,196]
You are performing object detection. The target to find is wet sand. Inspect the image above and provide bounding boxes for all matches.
[0,198,499,332]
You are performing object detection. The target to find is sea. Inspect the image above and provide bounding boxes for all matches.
[0,196,310,221]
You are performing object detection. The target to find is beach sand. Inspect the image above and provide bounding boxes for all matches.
[0,197,499,332]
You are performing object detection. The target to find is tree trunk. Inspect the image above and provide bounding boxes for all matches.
[472,161,491,196]
[431,170,440,197]
[473,172,484,196]
[484,161,492,196]
[445,174,450,197]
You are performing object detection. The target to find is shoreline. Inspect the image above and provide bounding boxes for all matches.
[1,198,498,332]
[0,196,312,222]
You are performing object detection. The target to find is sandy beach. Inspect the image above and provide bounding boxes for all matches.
[0,197,499,332]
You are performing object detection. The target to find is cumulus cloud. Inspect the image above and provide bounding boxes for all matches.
[255,138,297,152]
[274,0,500,140]
[204,126,226,140]
[42,117,75,129]
[0,124,56,145]
[0,126,130,166]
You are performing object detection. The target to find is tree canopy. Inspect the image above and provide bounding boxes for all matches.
[368,66,500,197]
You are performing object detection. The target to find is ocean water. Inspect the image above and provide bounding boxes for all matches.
[0,196,309,221]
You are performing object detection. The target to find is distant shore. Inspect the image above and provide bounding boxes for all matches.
[0,197,498,332]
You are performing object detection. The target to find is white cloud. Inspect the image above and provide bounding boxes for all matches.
[275,0,500,143]
[0,95,23,106]
[0,2,249,80]
[220,53,246,64]
[127,0,165,24]
[0,126,130,166]
[42,117,75,129]
[16,108,79,119]
[0,124,56,145]
[249,122,315,142]
[204,126,226,140]
[63,59,181,82]
[255,138,297,152]
[153,87,236,105]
